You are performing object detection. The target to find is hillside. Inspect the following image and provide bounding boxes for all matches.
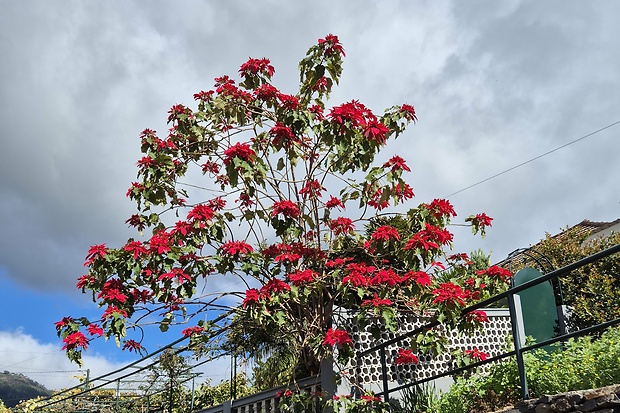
[0,371,52,408]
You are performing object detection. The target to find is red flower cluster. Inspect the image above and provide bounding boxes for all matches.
[223,142,257,166]
[371,225,400,242]
[288,269,318,286]
[466,310,489,323]
[221,240,254,256]
[269,123,297,147]
[76,274,95,290]
[255,83,279,101]
[261,242,304,263]
[271,200,300,218]
[84,244,107,266]
[62,332,89,351]
[326,196,345,210]
[275,389,294,398]
[473,213,493,227]
[403,270,432,287]
[167,104,192,122]
[122,339,142,353]
[182,326,204,337]
[260,278,291,294]
[277,94,300,110]
[323,328,352,347]
[239,57,275,77]
[399,104,417,122]
[361,394,382,403]
[123,240,148,259]
[329,217,355,236]
[395,348,419,365]
[102,305,128,319]
[87,324,104,336]
[464,348,489,362]
[361,293,393,308]
[172,221,192,237]
[97,278,128,303]
[341,263,376,287]
[149,231,172,254]
[318,34,346,56]
[299,179,325,198]
[371,268,401,286]
[431,282,467,306]
[367,188,390,210]
[426,198,457,219]
[363,119,390,144]
[382,155,411,172]
[404,225,453,252]
[158,268,191,284]
[476,265,512,282]
[214,75,253,103]
[193,90,214,101]
[242,288,264,307]
[328,100,372,128]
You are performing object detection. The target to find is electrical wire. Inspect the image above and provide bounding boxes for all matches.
[444,119,620,198]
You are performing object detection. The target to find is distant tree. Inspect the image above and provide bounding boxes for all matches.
[57,34,507,398]
[144,350,194,413]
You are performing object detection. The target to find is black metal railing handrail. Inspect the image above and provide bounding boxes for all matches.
[195,374,321,413]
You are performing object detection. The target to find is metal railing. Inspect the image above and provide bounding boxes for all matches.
[357,243,620,401]
[195,375,321,413]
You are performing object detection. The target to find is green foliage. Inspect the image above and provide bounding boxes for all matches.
[391,384,440,413]
[193,374,252,409]
[433,326,620,413]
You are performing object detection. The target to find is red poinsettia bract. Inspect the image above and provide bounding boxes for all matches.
[464,347,489,362]
[395,348,419,365]
[182,326,205,337]
[272,200,301,218]
[323,328,352,347]
[223,142,257,166]
[221,240,254,256]
[62,332,89,351]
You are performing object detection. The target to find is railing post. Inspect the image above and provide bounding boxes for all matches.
[321,357,336,413]
[508,292,528,399]
[379,347,390,401]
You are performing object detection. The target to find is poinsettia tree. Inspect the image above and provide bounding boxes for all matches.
[56,34,509,387]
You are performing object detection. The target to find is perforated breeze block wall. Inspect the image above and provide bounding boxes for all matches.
[340,308,512,389]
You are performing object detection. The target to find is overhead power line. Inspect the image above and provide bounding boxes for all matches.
[444,119,620,198]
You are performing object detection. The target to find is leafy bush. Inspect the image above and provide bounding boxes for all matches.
[426,326,620,413]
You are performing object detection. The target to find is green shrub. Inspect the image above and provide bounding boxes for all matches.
[425,326,620,413]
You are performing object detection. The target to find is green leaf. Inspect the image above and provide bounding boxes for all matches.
[276,157,285,171]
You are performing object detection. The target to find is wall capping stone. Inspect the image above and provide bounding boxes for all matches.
[491,384,620,413]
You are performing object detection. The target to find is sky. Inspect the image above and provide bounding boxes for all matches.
[1,0,619,393]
